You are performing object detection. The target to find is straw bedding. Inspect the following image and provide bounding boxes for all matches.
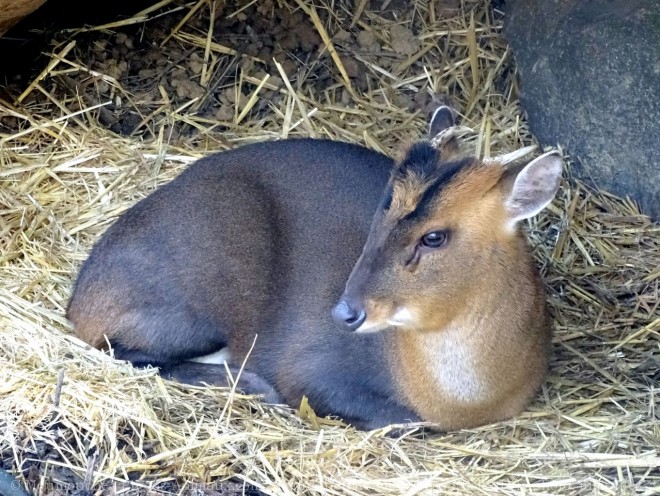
[0,1,658,494]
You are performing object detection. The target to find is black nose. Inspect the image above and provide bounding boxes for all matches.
[331,299,367,331]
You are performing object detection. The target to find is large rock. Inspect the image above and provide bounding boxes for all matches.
[504,0,660,218]
[0,0,46,36]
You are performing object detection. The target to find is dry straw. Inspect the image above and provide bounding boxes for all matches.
[1,0,658,495]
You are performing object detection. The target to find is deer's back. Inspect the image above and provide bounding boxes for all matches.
[69,139,398,409]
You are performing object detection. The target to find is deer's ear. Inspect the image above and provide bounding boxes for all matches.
[429,106,455,138]
[429,106,461,158]
[503,151,563,223]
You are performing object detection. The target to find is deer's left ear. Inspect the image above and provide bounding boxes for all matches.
[429,106,455,138]
[503,151,563,223]
[428,105,461,158]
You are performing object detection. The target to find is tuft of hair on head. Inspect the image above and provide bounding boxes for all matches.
[387,144,439,217]
[500,151,564,230]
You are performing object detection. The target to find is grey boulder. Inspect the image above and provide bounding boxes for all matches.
[504,0,660,218]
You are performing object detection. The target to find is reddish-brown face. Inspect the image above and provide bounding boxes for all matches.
[332,143,508,333]
[330,104,562,334]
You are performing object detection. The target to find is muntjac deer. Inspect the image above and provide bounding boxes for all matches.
[67,107,562,431]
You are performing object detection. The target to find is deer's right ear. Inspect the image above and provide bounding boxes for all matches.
[429,106,455,138]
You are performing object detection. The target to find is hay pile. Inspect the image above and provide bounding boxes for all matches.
[1,1,658,494]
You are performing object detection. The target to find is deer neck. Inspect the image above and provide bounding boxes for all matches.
[393,243,538,405]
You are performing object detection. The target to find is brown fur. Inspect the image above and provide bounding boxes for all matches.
[68,111,559,431]
[388,171,435,219]
[346,158,554,429]
[390,234,550,428]
[68,286,124,349]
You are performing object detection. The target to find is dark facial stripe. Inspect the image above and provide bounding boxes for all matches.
[403,157,476,222]
[393,142,439,180]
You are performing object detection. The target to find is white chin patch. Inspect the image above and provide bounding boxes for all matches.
[387,307,414,327]
[190,348,231,364]
[355,320,390,334]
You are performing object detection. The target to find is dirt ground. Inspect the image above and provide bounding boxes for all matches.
[2,0,472,138]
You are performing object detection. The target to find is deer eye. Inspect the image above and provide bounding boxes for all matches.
[420,230,449,249]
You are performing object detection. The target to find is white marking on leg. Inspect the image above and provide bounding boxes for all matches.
[190,348,232,364]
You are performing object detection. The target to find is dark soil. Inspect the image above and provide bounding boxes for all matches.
[0,0,468,143]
